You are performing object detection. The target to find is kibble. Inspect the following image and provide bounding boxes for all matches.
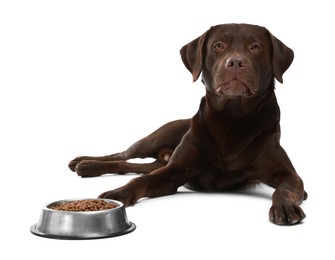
[49,199,117,212]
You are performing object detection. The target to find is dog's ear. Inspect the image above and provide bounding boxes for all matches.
[269,32,294,83]
[180,30,209,82]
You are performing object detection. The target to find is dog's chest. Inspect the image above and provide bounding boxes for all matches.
[202,114,266,168]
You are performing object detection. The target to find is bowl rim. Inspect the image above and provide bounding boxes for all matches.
[44,198,123,214]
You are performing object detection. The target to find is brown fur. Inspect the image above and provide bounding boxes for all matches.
[69,24,307,225]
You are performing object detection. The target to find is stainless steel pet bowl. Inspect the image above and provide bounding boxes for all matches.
[30,198,135,239]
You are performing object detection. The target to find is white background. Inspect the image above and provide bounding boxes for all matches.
[1,0,334,259]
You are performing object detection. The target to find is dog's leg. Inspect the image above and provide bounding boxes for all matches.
[98,134,203,205]
[267,169,307,225]
[72,149,173,177]
[259,145,307,225]
[98,164,197,206]
[68,119,190,176]
[68,153,128,172]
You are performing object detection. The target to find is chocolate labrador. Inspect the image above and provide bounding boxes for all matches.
[69,23,307,225]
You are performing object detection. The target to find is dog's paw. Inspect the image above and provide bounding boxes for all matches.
[75,160,104,178]
[98,188,138,207]
[68,156,93,172]
[68,157,83,172]
[269,203,306,225]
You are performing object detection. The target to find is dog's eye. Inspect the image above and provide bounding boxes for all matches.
[250,43,262,52]
[213,42,225,51]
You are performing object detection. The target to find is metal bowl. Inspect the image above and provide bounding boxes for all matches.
[30,198,135,240]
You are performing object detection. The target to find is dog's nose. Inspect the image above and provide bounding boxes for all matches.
[225,56,246,69]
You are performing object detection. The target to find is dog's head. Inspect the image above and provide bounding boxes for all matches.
[180,24,294,98]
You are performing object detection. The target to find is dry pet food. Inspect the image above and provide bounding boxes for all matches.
[49,199,117,212]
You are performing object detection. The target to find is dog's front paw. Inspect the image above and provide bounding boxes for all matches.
[269,203,306,225]
[98,188,138,207]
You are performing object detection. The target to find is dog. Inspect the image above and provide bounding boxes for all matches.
[69,23,307,225]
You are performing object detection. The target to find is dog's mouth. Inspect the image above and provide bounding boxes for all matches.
[215,79,256,97]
